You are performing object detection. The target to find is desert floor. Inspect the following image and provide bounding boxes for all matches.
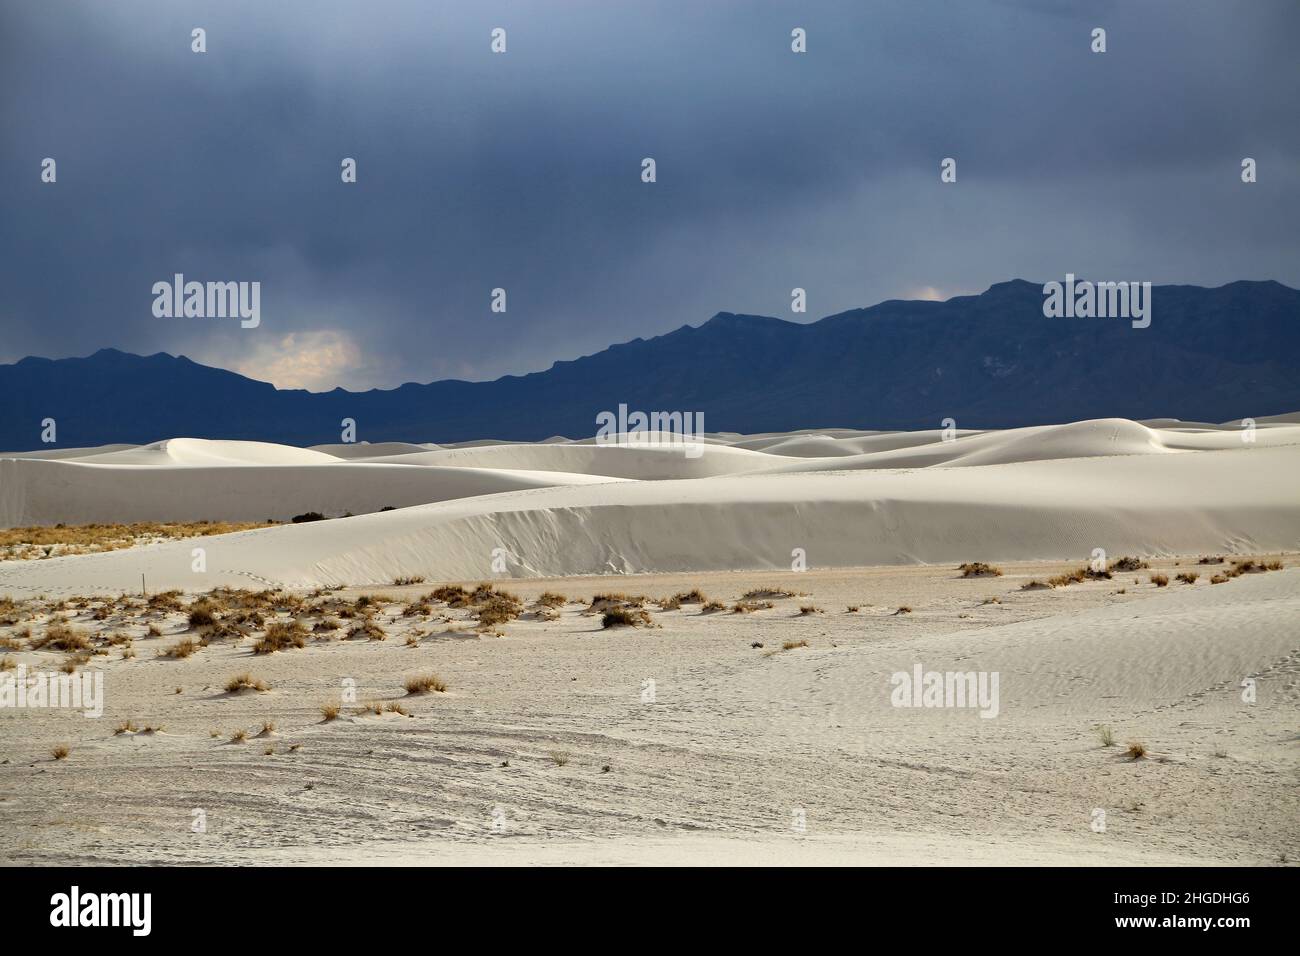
[2,558,1296,866]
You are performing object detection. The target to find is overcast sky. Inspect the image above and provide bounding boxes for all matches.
[2,0,1297,391]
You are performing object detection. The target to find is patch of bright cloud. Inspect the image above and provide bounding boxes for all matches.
[229,330,371,391]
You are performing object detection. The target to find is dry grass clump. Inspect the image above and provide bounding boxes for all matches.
[1096,725,1115,747]
[601,607,655,629]
[404,672,448,695]
[229,729,248,743]
[320,701,341,720]
[588,592,648,613]
[51,744,70,760]
[187,597,223,629]
[741,587,796,600]
[1225,558,1283,577]
[536,591,567,608]
[1149,573,1169,587]
[392,575,426,586]
[477,593,523,628]
[798,604,824,615]
[1210,573,1229,584]
[656,594,682,610]
[700,600,728,613]
[673,588,708,605]
[254,619,307,654]
[1125,741,1148,761]
[402,601,433,618]
[114,720,140,735]
[548,750,570,767]
[313,616,341,633]
[426,584,472,605]
[957,562,1003,578]
[1198,555,1223,565]
[0,635,24,650]
[1175,572,1199,585]
[346,619,387,641]
[160,637,199,659]
[1111,556,1149,572]
[782,640,809,651]
[0,656,15,672]
[224,673,269,693]
[32,620,91,651]
[731,600,773,614]
[1047,567,1088,588]
[147,590,185,612]
[893,606,913,615]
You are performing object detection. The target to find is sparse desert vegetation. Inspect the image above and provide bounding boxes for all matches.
[404,672,448,695]
[224,673,270,693]
[0,519,277,561]
[958,562,1002,578]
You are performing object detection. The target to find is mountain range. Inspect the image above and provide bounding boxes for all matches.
[3,278,1298,451]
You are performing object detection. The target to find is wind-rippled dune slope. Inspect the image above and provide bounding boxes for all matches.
[1,418,1297,592]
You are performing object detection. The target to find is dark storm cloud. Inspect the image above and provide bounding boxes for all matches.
[1,0,1297,389]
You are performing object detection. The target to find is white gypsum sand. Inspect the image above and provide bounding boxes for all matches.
[0,416,1296,865]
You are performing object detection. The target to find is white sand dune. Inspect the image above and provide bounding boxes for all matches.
[1,425,1297,593]
[0,458,622,529]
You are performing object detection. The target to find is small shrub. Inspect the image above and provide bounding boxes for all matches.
[114,720,140,735]
[346,620,387,642]
[1125,741,1148,761]
[255,619,307,653]
[700,600,728,613]
[320,701,341,720]
[731,600,773,614]
[187,598,221,629]
[957,562,1002,578]
[894,606,912,615]
[1111,556,1148,572]
[798,605,823,615]
[52,744,70,760]
[224,673,269,693]
[33,621,91,651]
[1175,572,1198,585]
[291,512,327,523]
[741,588,795,600]
[393,575,425,586]
[602,607,654,628]
[161,638,198,659]
[781,640,809,651]
[549,751,570,767]
[537,591,567,608]
[1210,574,1229,584]
[1020,580,1050,591]
[230,729,248,743]
[404,672,448,695]
[1149,573,1169,587]
[673,588,708,604]
[1097,725,1115,747]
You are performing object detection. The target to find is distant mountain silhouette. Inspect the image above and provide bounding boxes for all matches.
[3,279,1298,451]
